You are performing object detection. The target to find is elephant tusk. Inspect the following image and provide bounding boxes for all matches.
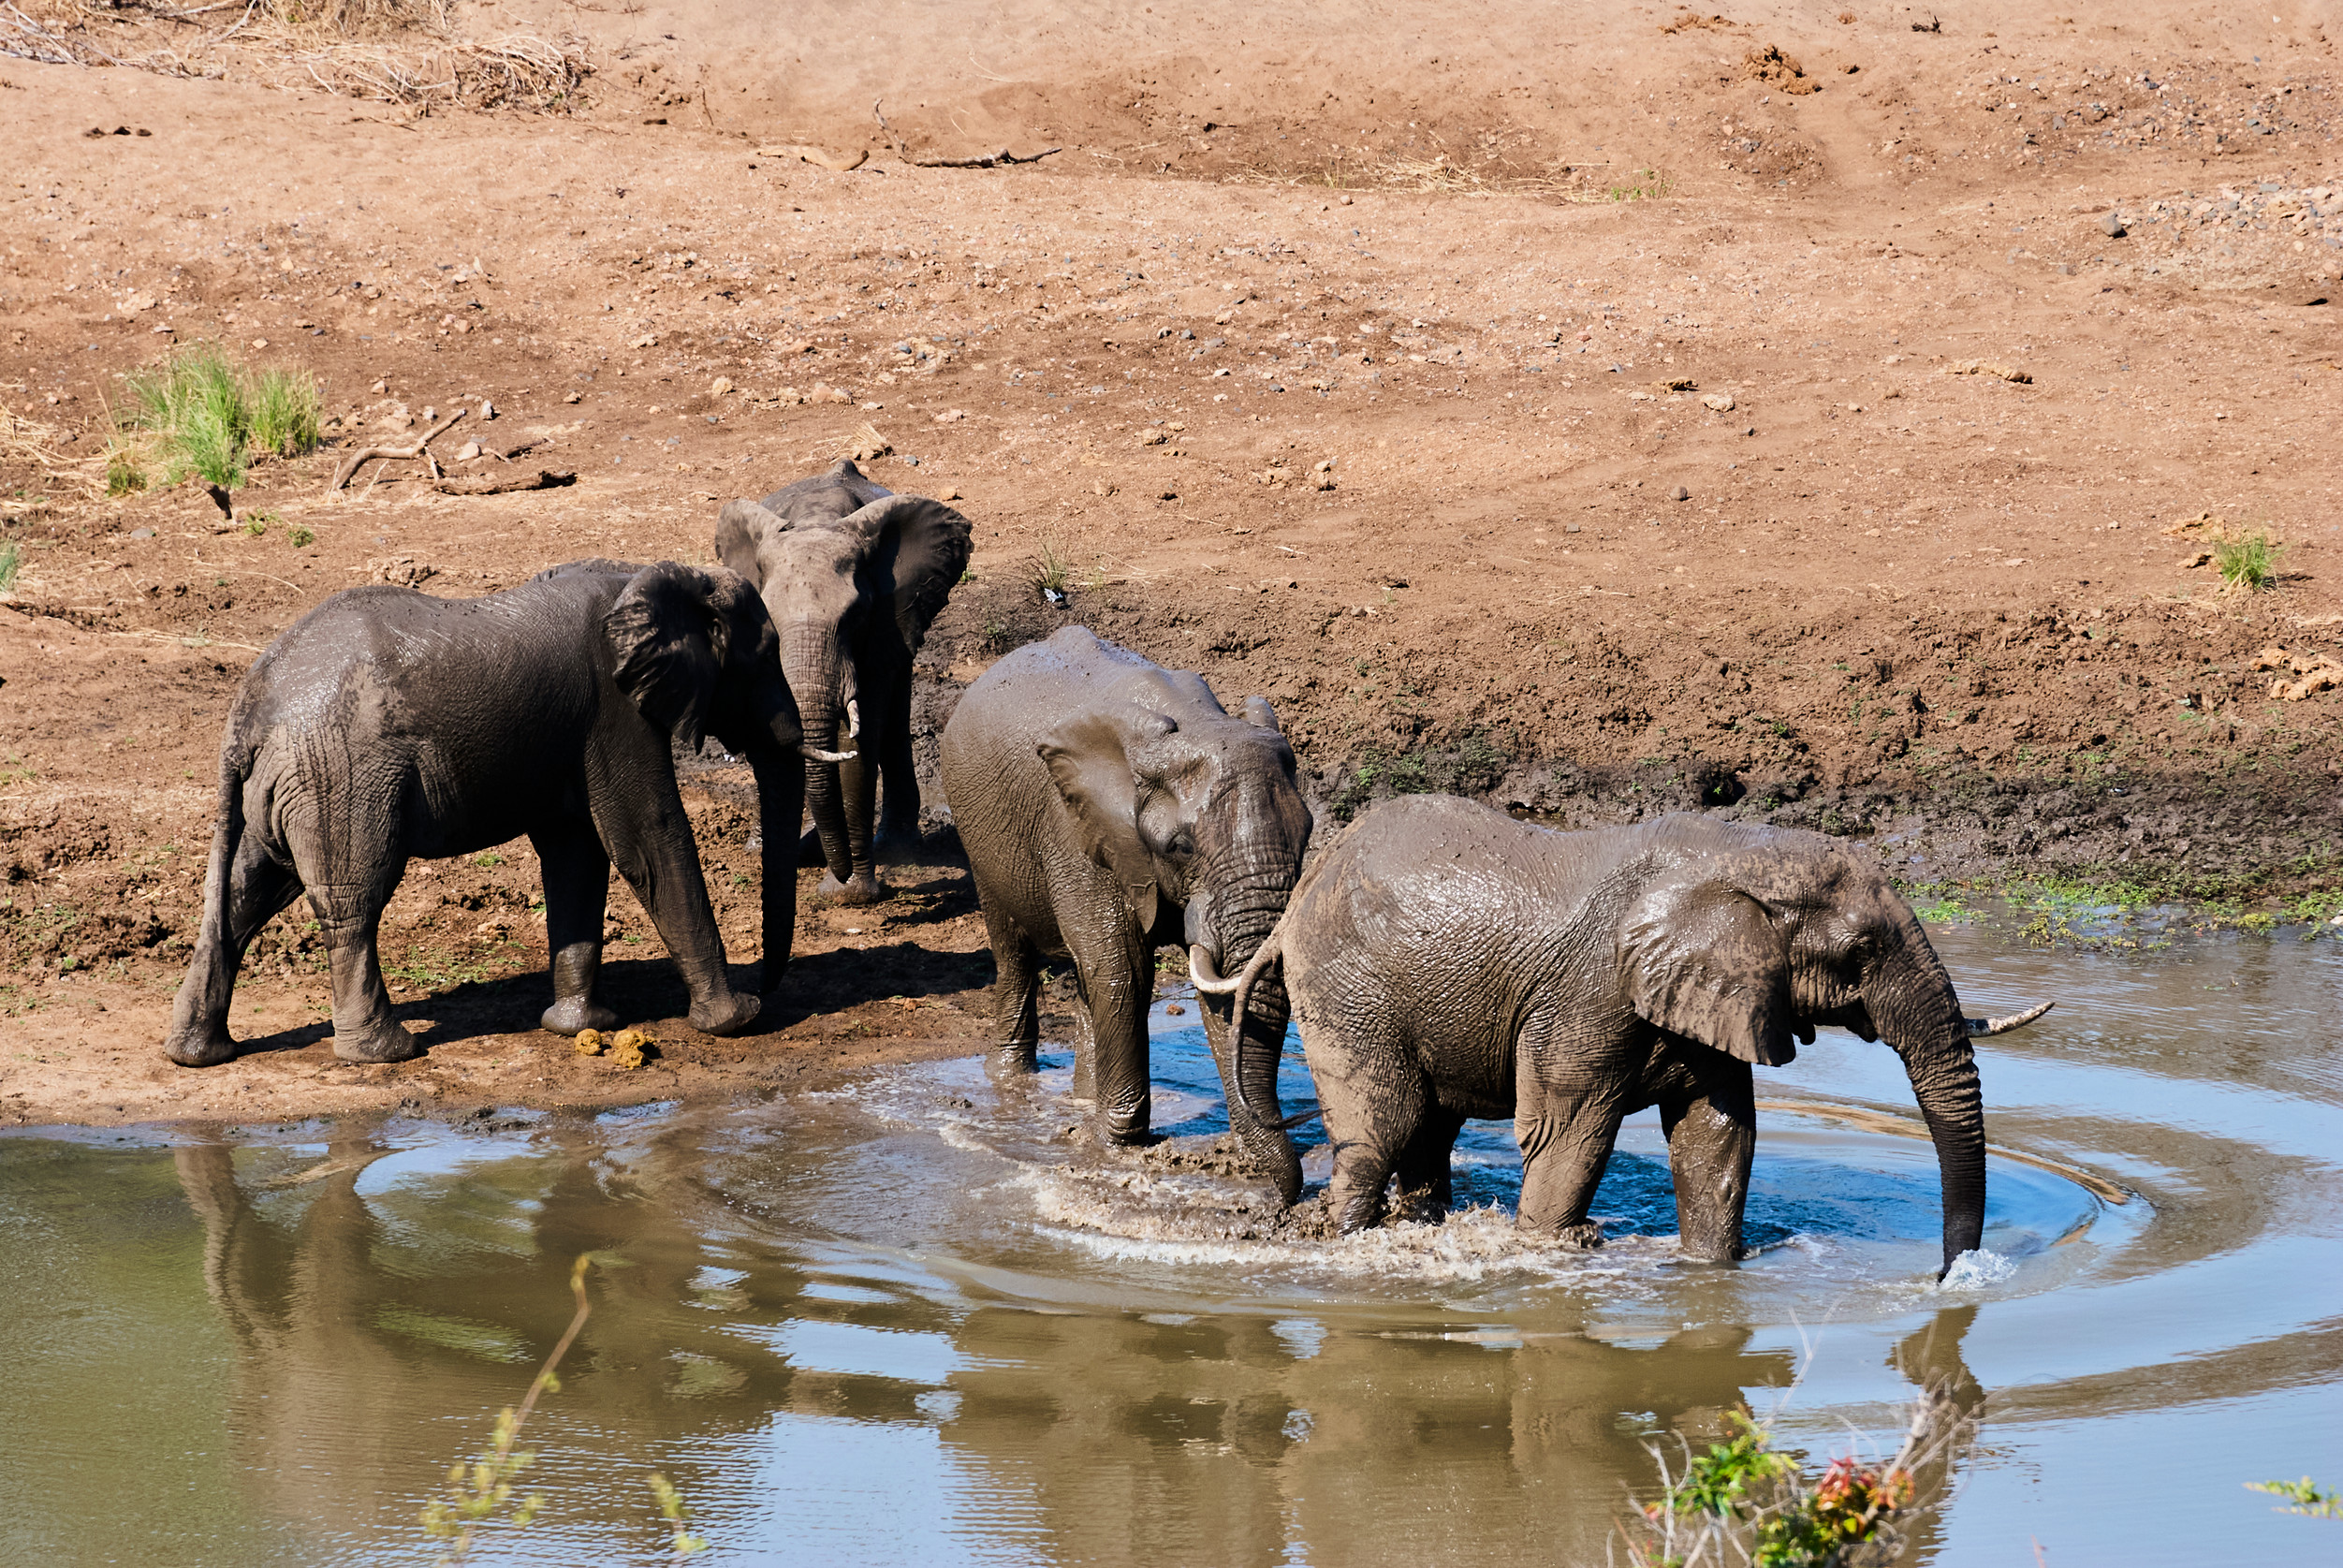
[801,743,857,763]
[846,699,861,740]
[1966,1000,2055,1037]
[1188,944,1244,995]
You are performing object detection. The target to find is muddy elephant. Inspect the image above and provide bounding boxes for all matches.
[164,559,842,1067]
[715,460,974,904]
[941,626,1313,1194]
[1215,796,2050,1275]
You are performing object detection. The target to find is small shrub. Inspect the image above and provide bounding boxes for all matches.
[105,445,146,496]
[0,541,18,594]
[2213,528,2282,593]
[1029,537,1073,598]
[251,367,323,457]
[287,523,316,549]
[116,344,325,491]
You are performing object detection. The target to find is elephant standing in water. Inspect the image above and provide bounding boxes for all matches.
[715,460,974,904]
[164,560,838,1067]
[1213,797,2051,1275]
[942,627,1313,1196]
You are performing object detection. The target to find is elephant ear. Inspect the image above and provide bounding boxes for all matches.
[1036,706,1177,930]
[1618,878,1797,1066]
[606,562,728,752]
[714,498,784,591]
[841,494,975,652]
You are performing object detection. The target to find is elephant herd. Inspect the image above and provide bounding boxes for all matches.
[160,462,2049,1275]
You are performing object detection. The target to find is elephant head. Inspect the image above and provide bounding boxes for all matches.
[602,560,835,991]
[1036,684,1313,1197]
[715,464,974,902]
[1618,819,2051,1275]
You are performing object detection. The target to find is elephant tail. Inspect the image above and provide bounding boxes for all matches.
[196,740,255,955]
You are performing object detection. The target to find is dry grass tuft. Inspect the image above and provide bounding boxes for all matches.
[0,403,108,500]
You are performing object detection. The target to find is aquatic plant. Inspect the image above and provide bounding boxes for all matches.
[1617,1382,1973,1567]
[2246,1475,2342,1519]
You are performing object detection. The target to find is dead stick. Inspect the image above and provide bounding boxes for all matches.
[329,407,466,491]
[873,98,907,160]
[907,146,1062,169]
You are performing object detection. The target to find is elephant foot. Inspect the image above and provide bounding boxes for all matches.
[332,1021,425,1064]
[813,869,889,905]
[1550,1220,1605,1252]
[987,1041,1041,1077]
[689,989,764,1037]
[1389,1191,1453,1225]
[541,995,620,1037]
[164,1022,238,1068]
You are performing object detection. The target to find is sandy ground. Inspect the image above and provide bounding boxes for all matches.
[3,2,2339,1126]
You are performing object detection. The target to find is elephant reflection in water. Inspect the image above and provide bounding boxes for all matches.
[171,1131,798,1544]
[936,1302,1987,1568]
[937,1308,1779,1567]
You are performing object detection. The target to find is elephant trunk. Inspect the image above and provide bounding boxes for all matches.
[1875,960,1990,1278]
[746,743,803,995]
[1195,867,1303,1205]
[783,626,855,883]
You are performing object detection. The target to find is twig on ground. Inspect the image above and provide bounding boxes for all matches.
[329,407,466,491]
[871,98,1060,168]
[428,468,575,496]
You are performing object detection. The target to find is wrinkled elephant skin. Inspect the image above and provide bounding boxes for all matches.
[1258,797,2042,1277]
[941,626,1312,1198]
[715,460,973,906]
[163,559,809,1069]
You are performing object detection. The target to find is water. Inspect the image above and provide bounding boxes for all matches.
[3,916,2338,1567]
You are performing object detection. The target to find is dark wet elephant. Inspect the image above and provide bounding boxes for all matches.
[1218,797,2051,1275]
[164,560,840,1067]
[941,626,1313,1196]
[715,459,974,904]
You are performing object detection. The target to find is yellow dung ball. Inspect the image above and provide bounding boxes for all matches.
[572,1028,606,1056]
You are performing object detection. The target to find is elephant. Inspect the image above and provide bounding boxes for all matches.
[1208,796,2052,1275]
[715,460,974,905]
[940,626,1314,1194]
[163,558,845,1068]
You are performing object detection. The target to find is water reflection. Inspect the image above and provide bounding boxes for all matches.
[2,916,2337,1566]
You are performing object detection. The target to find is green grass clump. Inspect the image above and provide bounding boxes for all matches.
[1029,537,1073,597]
[116,344,324,491]
[2213,528,2282,593]
[0,541,18,594]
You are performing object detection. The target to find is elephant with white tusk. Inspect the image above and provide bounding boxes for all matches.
[715,460,974,905]
[1220,796,2052,1278]
[941,627,1314,1194]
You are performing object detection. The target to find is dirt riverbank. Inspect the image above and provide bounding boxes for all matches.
[4,1,2338,1125]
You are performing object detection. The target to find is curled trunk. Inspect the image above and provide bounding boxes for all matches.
[1198,877,1302,1204]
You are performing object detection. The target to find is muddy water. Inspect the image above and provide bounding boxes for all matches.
[3,916,2338,1567]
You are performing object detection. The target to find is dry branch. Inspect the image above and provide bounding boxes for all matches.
[428,468,574,496]
[872,99,1061,168]
[328,406,464,491]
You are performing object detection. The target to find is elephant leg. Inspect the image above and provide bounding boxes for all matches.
[310,884,419,1064]
[978,891,1041,1076]
[1391,1104,1469,1222]
[165,825,303,1067]
[1071,928,1151,1144]
[873,679,924,862]
[591,770,761,1037]
[1311,1018,1427,1234]
[532,822,617,1037]
[813,743,886,904]
[1657,1054,1757,1263]
[1515,1087,1628,1250]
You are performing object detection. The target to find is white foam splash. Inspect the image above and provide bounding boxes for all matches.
[1937,1248,2018,1290]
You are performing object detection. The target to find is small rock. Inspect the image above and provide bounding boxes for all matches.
[2100,211,2127,238]
[478,400,495,419]
[1702,392,1735,412]
[709,375,734,396]
[1671,485,1691,502]
[251,338,269,349]
[564,390,582,404]
[1138,429,1169,446]
[454,440,482,462]
[933,408,967,423]
[1564,523,1582,535]
[940,486,962,501]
